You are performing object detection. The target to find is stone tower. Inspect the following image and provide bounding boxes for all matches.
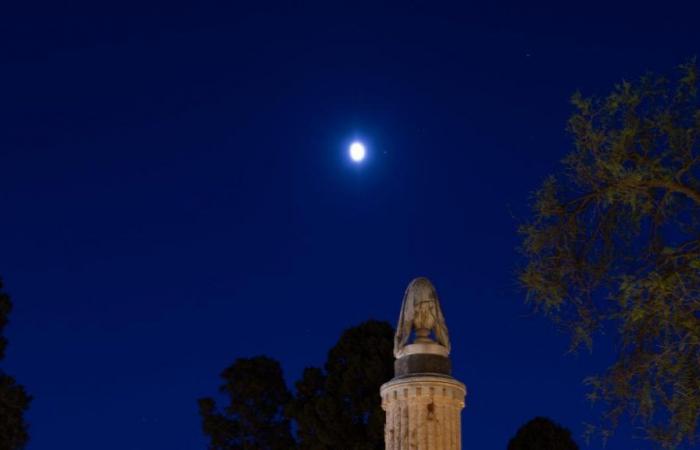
[380,277,466,450]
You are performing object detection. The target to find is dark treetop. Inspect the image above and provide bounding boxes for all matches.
[0,279,31,450]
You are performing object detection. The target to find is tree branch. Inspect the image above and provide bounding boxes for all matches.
[646,180,700,206]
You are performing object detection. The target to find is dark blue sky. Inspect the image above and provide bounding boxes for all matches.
[2,2,698,449]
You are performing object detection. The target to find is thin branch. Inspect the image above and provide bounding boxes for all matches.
[646,180,700,206]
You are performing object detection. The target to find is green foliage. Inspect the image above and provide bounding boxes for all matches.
[519,60,700,448]
[0,278,31,450]
[507,417,579,450]
[198,356,295,450]
[288,320,394,450]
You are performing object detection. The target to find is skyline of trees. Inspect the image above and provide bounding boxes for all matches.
[199,320,393,450]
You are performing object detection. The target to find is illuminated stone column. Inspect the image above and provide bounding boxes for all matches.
[381,278,467,450]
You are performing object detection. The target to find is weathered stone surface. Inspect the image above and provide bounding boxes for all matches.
[394,277,451,358]
[380,375,466,450]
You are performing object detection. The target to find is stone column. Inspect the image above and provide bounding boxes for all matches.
[380,344,466,450]
[383,277,467,450]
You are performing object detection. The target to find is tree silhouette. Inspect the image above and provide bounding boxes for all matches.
[0,278,31,450]
[518,60,700,447]
[288,320,394,450]
[507,417,579,450]
[200,320,394,449]
[198,356,295,450]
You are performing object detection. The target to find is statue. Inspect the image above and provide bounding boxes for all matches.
[394,277,450,358]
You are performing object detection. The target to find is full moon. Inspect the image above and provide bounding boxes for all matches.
[349,142,366,162]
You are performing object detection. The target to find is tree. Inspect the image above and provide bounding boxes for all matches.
[507,417,579,450]
[288,320,394,450]
[199,321,394,449]
[519,60,700,448]
[198,356,295,450]
[0,278,31,450]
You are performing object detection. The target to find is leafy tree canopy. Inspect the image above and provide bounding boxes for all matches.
[0,278,31,450]
[200,320,393,450]
[519,60,700,448]
[507,417,579,450]
[198,356,295,450]
[288,320,394,450]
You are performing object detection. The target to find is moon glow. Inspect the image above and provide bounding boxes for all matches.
[349,142,366,162]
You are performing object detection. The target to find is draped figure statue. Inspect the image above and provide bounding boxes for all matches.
[394,277,450,358]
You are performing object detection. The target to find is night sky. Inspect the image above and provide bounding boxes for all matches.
[2,2,699,449]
